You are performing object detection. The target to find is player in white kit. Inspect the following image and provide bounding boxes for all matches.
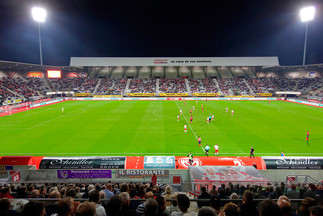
[231,110,234,115]
[184,124,187,133]
[214,144,219,155]
[177,115,179,122]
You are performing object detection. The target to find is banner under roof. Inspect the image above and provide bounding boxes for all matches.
[70,57,279,67]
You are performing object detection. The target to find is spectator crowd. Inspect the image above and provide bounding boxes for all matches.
[0,181,322,216]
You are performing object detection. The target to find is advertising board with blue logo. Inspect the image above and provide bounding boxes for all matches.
[144,156,175,169]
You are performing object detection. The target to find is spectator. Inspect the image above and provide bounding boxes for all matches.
[104,184,114,199]
[83,185,95,199]
[288,184,300,199]
[88,189,106,216]
[0,199,18,216]
[171,193,197,216]
[31,189,41,198]
[163,186,174,207]
[155,196,168,216]
[198,206,217,216]
[0,187,14,199]
[198,187,211,208]
[106,196,123,216]
[309,205,323,216]
[297,198,316,216]
[136,191,155,216]
[152,174,158,186]
[75,201,96,216]
[287,184,300,212]
[20,202,46,216]
[240,190,258,216]
[219,203,240,216]
[259,200,282,216]
[210,195,222,215]
[304,184,318,200]
[129,189,141,210]
[144,198,159,216]
[56,197,76,216]
[277,199,294,216]
[45,190,61,216]
[118,192,137,216]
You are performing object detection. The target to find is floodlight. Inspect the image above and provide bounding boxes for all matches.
[32,7,47,23]
[300,6,315,22]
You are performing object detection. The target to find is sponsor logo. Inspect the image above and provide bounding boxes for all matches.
[60,171,69,178]
[154,59,168,64]
[179,158,201,168]
[49,159,93,166]
[218,157,246,166]
[10,171,21,182]
[276,158,320,166]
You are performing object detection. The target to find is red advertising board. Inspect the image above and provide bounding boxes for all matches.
[175,156,266,170]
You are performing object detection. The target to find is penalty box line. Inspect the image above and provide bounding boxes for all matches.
[175,101,205,153]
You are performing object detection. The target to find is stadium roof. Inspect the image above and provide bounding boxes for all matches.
[70,57,279,67]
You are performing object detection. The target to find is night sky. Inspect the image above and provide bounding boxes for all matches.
[0,0,322,66]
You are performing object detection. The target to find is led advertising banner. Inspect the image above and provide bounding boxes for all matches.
[47,70,62,78]
[144,156,175,169]
[262,157,323,169]
[40,157,126,169]
[27,72,43,78]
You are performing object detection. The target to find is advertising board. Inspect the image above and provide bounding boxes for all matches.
[40,157,126,169]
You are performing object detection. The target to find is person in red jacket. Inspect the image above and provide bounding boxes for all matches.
[0,187,13,199]
[151,174,157,186]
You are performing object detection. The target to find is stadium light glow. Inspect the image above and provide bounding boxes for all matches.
[300,6,315,22]
[31,7,47,23]
[31,7,47,65]
[299,6,315,66]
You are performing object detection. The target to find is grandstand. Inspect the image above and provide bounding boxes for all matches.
[0,57,322,216]
[0,57,322,104]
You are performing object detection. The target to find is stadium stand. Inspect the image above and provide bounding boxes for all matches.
[95,78,127,95]
[217,78,250,95]
[128,79,156,93]
[188,78,219,93]
[159,78,187,93]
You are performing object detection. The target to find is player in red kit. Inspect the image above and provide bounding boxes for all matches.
[198,136,201,147]
[190,109,192,114]
[190,115,193,124]
[306,130,310,141]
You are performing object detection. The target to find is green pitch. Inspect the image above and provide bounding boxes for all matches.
[0,100,322,156]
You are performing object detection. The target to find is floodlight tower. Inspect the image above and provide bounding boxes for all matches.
[32,7,47,65]
[299,6,315,66]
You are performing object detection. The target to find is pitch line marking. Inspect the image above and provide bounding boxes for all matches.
[152,108,174,119]
[28,104,91,129]
[175,101,205,153]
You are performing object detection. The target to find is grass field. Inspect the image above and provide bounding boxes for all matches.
[0,100,322,157]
